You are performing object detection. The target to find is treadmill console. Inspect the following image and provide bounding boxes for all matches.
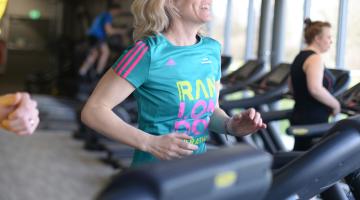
[339,82,360,113]
[224,60,262,84]
[262,63,290,88]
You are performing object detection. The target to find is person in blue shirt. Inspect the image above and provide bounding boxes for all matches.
[78,3,127,77]
[81,0,267,167]
[0,92,39,135]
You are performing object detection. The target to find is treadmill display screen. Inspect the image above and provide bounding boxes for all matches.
[341,83,360,112]
[237,61,258,79]
[348,90,360,110]
[266,64,290,85]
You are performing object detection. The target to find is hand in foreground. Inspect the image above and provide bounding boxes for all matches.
[146,133,198,160]
[0,92,39,135]
[226,108,267,136]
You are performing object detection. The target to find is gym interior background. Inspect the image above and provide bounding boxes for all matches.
[0,0,359,200]
[0,0,359,93]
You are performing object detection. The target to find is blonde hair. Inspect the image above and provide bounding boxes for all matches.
[131,0,179,41]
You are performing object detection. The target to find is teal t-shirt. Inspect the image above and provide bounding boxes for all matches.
[112,34,221,167]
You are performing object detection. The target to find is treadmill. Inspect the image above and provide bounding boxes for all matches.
[261,67,350,124]
[217,63,291,152]
[286,80,356,147]
[220,60,265,98]
[220,63,290,112]
[220,55,232,73]
[259,68,350,152]
[286,82,360,200]
[266,115,360,200]
[96,116,360,200]
[97,144,273,200]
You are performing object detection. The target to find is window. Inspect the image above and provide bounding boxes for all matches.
[283,0,304,63]
[345,0,360,86]
[309,0,339,68]
[211,0,262,70]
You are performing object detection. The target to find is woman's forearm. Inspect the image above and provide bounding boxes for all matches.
[309,86,339,110]
[208,108,231,135]
[81,103,152,152]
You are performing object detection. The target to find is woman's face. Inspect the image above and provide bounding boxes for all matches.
[174,0,213,25]
[315,27,333,53]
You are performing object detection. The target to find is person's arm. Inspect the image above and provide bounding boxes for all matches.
[208,82,267,137]
[81,69,198,160]
[304,55,341,115]
[0,92,39,135]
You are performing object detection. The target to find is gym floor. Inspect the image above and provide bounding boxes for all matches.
[0,130,115,200]
[0,48,121,200]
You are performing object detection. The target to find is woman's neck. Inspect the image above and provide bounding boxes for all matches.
[163,20,201,46]
[305,44,321,54]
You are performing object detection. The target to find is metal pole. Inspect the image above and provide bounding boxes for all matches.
[223,0,233,56]
[300,0,311,49]
[271,0,286,67]
[257,0,273,67]
[336,0,348,69]
[244,0,255,61]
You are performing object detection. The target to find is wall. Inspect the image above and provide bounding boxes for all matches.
[0,0,61,81]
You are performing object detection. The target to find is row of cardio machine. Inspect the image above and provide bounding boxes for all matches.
[217,57,360,199]
[95,56,360,200]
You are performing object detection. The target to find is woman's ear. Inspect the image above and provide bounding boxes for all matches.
[313,33,322,44]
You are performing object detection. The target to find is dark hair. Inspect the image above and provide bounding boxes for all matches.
[107,3,122,10]
[304,18,331,45]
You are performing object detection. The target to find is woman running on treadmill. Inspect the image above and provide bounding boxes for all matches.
[289,19,341,150]
[81,0,267,167]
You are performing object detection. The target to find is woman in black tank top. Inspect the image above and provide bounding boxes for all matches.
[289,19,341,150]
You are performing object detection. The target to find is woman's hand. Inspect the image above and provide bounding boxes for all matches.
[146,133,198,160]
[331,100,341,116]
[0,93,39,135]
[226,108,267,136]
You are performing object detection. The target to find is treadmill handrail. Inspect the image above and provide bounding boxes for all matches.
[220,84,289,110]
[286,122,336,137]
[97,144,273,200]
[266,115,360,200]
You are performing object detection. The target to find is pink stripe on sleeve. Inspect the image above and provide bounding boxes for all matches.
[114,41,144,72]
[117,43,147,75]
[123,46,149,78]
